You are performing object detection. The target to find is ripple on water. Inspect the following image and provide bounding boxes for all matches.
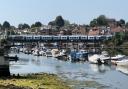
[9,52,128,89]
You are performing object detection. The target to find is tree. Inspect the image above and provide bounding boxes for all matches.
[18,24,24,30]
[55,16,64,28]
[125,22,128,28]
[90,19,97,27]
[0,24,2,28]
[0,24,2,31]
[48,21,55,26]
[119,19,125,25]
[117,19,125,27]
[34,22,42,27]
[96,15,108,26]
[114,32,124,45]
[18,23,30,29]
[23,23,30,29]
[31,24,35,28]
[3,21,10,29]
[64,20,70,26]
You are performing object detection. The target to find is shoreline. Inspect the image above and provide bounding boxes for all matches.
[0,73,71,89]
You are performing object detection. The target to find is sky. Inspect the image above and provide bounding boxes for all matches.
[0,0,128,27]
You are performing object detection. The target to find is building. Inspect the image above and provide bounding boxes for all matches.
[111,26,125,35]
[72,26,88,35]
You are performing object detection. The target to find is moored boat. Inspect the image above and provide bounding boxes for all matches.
[116,59,128,66]
[69,49,88,62]
[4,55,19,61]
[88,51,111,64]
[45,49,52,57]
[33,49,42,56]
[111,55,125,60]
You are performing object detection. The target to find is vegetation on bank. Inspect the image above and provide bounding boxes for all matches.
[102,31,128,56]
[0,73,71,89]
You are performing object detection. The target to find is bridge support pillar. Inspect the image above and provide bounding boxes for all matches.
[0,56,10,77]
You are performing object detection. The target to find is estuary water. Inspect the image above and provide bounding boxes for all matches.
[9,52,128,89]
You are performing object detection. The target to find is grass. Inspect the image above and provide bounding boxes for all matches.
[0,73,71,89]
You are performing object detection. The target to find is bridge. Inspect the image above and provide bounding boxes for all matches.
[7,35,113,42]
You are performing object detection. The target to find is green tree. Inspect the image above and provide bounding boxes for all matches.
[97,15,108,26]
[34,22,42,27]
[125,22,128,28]
[0,24,2,29]
[3,21,10,29]
[31,24,35,28]
[18,23,30,29]
[90,19,97,27]
[64,20,70,26]
[18,24,24,30]
[48,21,56,26]
[114,32,125,45]
[23,23,30,29]
[55,16,64,28]
[119,19,125,25]
[117,19,125,27]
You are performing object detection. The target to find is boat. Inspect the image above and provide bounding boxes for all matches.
[39,50,46,56]
[24,49,32,54]
[111,55,126,65]
[69,49,88,62]
[45,49,52,57]
[75,50,88,61]
[51,49,60,58]
[88,51,111,64]
[32,49,42,56]
[4,55,19,61]
[116,59,128,66]
[88,54,105,64]
[111,55,125,60]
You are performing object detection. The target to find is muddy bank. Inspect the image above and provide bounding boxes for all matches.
[0,73,70,89]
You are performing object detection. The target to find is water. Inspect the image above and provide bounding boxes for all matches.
[9,52,128,89]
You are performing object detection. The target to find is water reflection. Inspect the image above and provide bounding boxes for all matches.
[90,64,116,73]
[9,52,128,89]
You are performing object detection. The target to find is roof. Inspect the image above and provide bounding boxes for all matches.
[111,26,124,33]
[88,27,100,35]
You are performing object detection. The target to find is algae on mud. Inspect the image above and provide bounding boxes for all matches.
[65,79,109,89]
[0,73,71,89]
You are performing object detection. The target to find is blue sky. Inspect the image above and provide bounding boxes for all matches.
[0,0,127,26]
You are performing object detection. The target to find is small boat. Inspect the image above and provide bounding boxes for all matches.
[45,49,52,57]
[51,49,60,58]
[69,49,88,62]
[4,55,19,61]
[88,51,111,64]
[111,55,125,65]
[111,55,125,60]
[33,49,42,56]
[39,50,46,56]
[116,59,128,66]
[51,49,68,60]
[39,47,47,56]
[75,50,88,61]
[88,54,101,64]
[24,49,32,54]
